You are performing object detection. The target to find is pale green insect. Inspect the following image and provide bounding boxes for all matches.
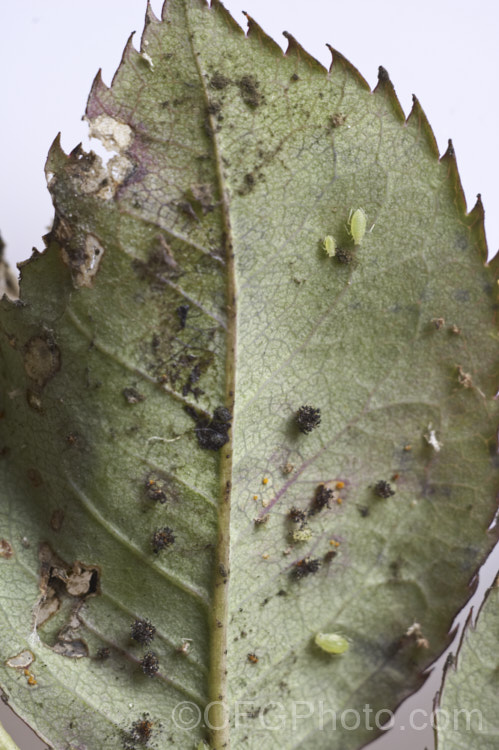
[314,632,349,654]
[349,208,367,245]
[322,235,337,257]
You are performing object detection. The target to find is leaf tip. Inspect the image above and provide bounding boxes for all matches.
[85,68,110,120]
[210,0,245,35]
[283,31,327,72]
[442,138,455,160]
[406,95,440,159]
[326,44,370,91]
[377,64,390,84]
[45,133,67,180]
[467,192,488,264]
[242,10,283,53]
[145,0,160,25]
[373,64,405,121]
[440,139,468,219]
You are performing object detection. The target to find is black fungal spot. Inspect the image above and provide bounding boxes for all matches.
[123,387,145,404]
[210,71,230,90]
[237,75,262,107]
[312,484,334,513]
[96,647,110,660]
[288,507,307,525]
[292,557,321,580]
[359,506,370,518]
[176,305,189,329]
[239,171,256,196]
[152,527,175,553]
[131,619,156,645]
[144,476,168,504]
[65,432,79,447]
[124,714,154,748]
[295,405,321,434]
[186,405,232,450]
[207,101,221,115]
[290,73,300,82]
[254,515,269,527]
[140,651,159,677]
[335,247,354,264]
[374,480,395,498]
[131,240,180,288]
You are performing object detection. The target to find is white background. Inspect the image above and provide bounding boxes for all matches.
[0,2,498,749]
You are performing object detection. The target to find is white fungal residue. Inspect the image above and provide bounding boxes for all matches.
[424,423,442,452]
[87,114,133,153]
[141,52,154,69]
[82,115,134,200]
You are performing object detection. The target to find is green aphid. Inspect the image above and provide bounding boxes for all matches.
[323,235,337,257]
[348,208,367,245]
[314,632,349,654]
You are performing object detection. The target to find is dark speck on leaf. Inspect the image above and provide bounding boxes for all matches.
[288,507,307,525]
[292,557,321,580]
[152,527,175,553]
[238,75,262,107]
[210,71,230,90]
[186,406,232,450]
[127,715,153,747]
[141,651,159,677]
[123,387,145,404]
[176,305,189,329]
[313,484,334,512]
[335,247,354,264]
[296,405,321,434]
[374,480,395,498]
[213,406,231,423]
[145,478,167,504]
[207,101,221,115]
[131,619,156,645]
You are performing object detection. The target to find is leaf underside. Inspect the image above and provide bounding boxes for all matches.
[434,577,499,750]
[0,1,498,749]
